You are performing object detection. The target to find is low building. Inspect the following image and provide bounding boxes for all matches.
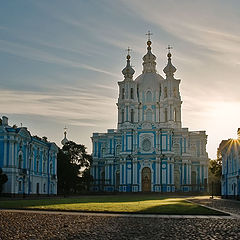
[220,129,240,199]
[0,116,58,196]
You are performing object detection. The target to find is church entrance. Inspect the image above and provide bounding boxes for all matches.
[142,167,151,192]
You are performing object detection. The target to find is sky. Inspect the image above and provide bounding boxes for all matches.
[0,0,240,158]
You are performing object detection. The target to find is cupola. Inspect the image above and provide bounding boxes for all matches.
[122,49,135,80]
[163,46,177,78]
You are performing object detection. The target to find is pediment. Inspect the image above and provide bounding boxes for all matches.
[18,127,31,140]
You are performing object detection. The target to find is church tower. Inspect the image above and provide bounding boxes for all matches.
[161,47,182,128]
[117,48,138,128]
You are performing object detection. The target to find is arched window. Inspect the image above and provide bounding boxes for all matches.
[165,108,168,122]
[174,108,177,121]
[173,88,177,97]
[146,109,152,122]
[50,162,53,175]
[18,154,23,169]
[164,87,168,98]
[101,148,106,157]
[146,91,152,102]
[159,85,162,100]
[29,159,32,170]
[101,170,105,190]
[18,181,22,191]
[122,88,125,99]
[130,88,134,99]
[116,145,121,155]
[115,170,120,190]
[36,159,39,173]
[121,109,124,123]
[130,109,134,123]
[43,161,46,173]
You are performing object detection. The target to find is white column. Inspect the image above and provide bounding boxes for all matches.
[9,140,13,166]
[167,162,170,185]
[4,139,7,166]
[156,160,160,184]
[133,159,137,184]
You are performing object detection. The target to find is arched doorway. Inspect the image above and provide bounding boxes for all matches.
[142,167,151,192]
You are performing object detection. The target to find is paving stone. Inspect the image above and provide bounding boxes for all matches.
[0,211,240,239]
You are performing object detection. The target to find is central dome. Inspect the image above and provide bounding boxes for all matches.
[135,39,164,93]
[135,72,164,91]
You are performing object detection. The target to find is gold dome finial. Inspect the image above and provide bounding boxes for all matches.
[126,47,131,60]
[146,30,153,41]
[167,45,173,57]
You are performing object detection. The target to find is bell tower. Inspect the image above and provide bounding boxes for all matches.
[161,46,182,128]
[117,49,137,129]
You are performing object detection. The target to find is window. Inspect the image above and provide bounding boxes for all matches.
[18,154,23,169]
[43,161,46,173]
[146,109,152,122]
[43,183,46,192]
[174,108,177,121]
[18,181,22,191]
[130,109,134,123]
[122,88,125,99]
[116,145,120,155]
[36,160,39,173]
[29,159,32,170]
[164,87,168,98]
[165,108,168,122]
[130,88,134,99]
[173,88,177,97]
[142,139,151,152]
[50,162,53,175]
[121,109,124,123]
[101,148,106,157]
[146,91,152,102]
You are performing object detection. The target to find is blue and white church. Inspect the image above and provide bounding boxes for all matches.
[91,37,209,192]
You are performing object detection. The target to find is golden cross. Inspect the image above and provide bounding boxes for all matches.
[167,45,173,53]
[64,126,67,133]
[126,47,132,55]
[146,30,153,41]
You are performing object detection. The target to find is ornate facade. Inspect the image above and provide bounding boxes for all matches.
[0,116,58,195]
[91,37,209,192]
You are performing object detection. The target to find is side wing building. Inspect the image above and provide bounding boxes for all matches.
[220,129,240,198]
[91,39,209,192]
[0,116,58,196]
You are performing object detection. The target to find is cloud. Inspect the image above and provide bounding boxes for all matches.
[120,0,240,64]
[0,87,117,128]
[0,40,118,78]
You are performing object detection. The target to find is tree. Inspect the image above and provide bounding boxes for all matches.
[209,158,222,180]
[0,168,8,194]
[57,141,92,195]
[208,151,222,196]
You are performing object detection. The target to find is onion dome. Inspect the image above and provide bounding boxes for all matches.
[142,40,157,73]
[122,53,135,79]
[61,127,69,146]
[163,50,176,78]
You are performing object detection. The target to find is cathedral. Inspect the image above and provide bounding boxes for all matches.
[91,35,209,192]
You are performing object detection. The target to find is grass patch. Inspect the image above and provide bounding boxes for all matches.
[0,195,227,215]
